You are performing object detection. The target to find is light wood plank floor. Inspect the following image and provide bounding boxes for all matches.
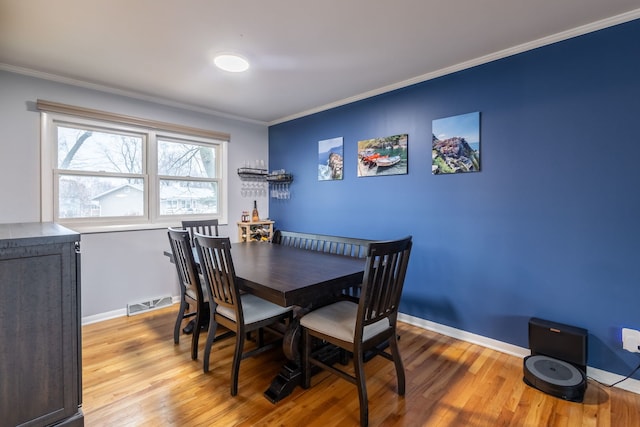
[82,306,640,426]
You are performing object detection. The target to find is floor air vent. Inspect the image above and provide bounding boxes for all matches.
[127,295,173,316]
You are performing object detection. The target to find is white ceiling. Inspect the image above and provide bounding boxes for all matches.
[1,1,639,125]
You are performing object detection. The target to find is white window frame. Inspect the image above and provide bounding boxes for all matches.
[41,110,228,233]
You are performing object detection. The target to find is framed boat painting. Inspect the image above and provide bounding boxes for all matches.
[432,112,480,174]
[318,137,344,181]
[357,133,408,177]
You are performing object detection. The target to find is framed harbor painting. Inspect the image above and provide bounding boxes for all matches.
[432,111,480,174]
[318,137,344,180]
[357,134,408,177]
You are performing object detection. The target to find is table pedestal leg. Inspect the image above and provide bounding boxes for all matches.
[264,317,302,402]
[263,318,344,403]
[263,360,302,403]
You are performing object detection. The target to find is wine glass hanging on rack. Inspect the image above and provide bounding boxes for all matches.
[238,160,267,198]
[266,169,293,199]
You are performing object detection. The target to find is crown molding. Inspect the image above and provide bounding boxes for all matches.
[269,8,640,126]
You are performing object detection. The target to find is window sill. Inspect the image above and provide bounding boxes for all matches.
[60,220,228,235]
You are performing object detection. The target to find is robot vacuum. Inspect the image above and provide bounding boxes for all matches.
[523,354,586,402]
[523,317,588,402]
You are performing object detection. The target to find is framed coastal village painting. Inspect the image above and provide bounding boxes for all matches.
[432,112,480,174]
[357,134,408,177]
[318,137,344,181]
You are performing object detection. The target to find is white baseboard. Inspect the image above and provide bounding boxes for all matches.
[81,295,181,326]
[586,365,640,395]
[398,312,640,395]
[82,308,128,325]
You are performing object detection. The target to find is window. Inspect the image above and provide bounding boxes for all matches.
[157,137,219,216]
[56,124,146,219]
[39,101,228,232]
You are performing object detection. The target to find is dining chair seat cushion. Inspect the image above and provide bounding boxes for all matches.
[186,278,209,302]
[300,300,390,343]
[216,293,291,325]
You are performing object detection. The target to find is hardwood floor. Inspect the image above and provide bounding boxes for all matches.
[82,306,640,426]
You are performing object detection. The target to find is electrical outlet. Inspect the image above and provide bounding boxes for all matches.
[622,328,640,353]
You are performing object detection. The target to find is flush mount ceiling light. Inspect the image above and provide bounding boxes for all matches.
[213,53,249,73]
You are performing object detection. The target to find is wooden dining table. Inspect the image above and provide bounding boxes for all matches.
[230,242,365,307]
[165,241,366,402]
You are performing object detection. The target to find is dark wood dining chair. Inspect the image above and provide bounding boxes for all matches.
[179,219,219,335]
[167,227,209,360]
[300,236,413,427]
[194,234,292,396]
[181,219,219,247]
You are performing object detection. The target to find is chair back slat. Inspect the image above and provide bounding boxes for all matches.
[182,219,219,247]
[167,228,205,303]
[357,237,412,333]
[194,234,243,323]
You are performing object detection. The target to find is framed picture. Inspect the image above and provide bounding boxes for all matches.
[357,134,408,177]
[318,137,344,181]
[432,112,480,174]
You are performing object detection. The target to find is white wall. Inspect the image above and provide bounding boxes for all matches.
[0,70,269,319]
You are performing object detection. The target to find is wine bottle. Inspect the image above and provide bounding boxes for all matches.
[251,200,260,222]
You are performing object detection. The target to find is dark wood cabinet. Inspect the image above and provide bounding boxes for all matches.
[0,222,83,427]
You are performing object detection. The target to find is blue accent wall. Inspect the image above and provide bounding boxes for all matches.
[269,19,640,378]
